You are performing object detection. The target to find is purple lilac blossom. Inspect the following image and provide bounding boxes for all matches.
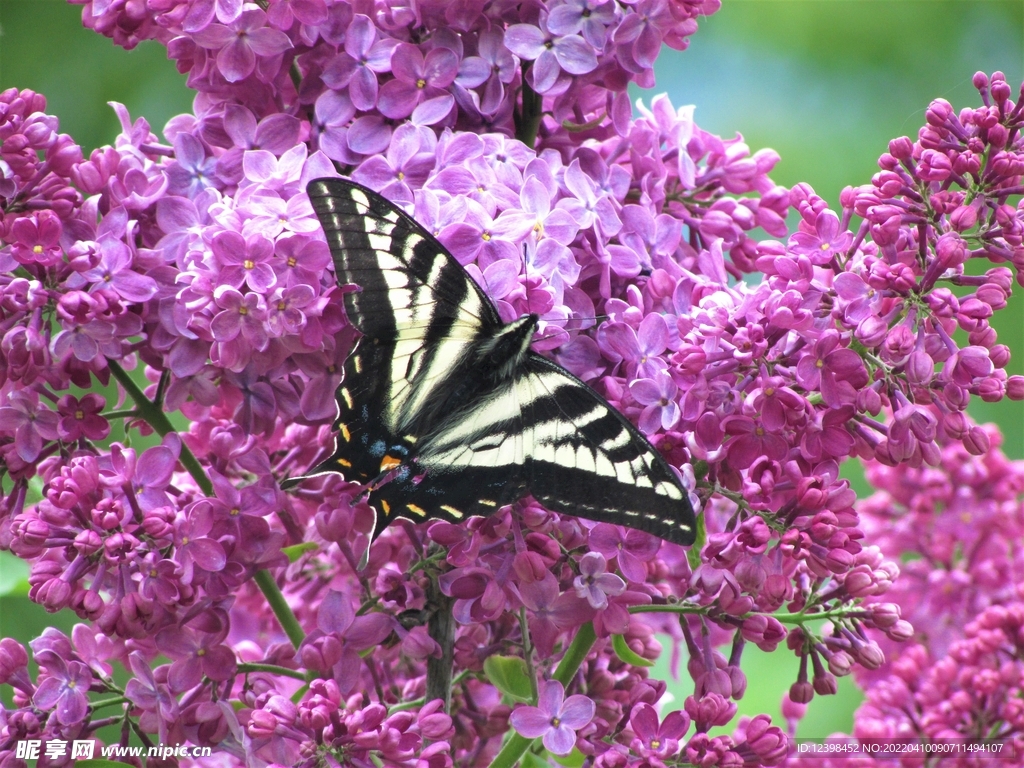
[2,0,1024,762]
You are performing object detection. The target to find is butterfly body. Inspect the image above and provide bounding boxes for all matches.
[299,178,697,547]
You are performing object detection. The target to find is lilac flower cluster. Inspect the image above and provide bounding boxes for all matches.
[1,0,1023,763]
[785,426,1024,766]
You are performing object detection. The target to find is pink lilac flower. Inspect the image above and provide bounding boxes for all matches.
[588,524,660,583]
[510,680,596,754]
[192,9,293,83]
[55,394,109,441]
[377,44,458,125]
[5,0,1024,760]
[321,15,396,111]
[631,371,681,435]
[0,389,59,462]
[573,552,626,609]
[32,654,92,726]
[504,19,599,93]
[629,703,691,766]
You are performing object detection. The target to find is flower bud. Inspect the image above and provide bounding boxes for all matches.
[843,565,877,598]
[881,324,914,361]
[315,506,353,543]
[74,529,103,556]
[926,288,959,317]
[925,98,954,126]
[950,204,978,231]
[856,385,882,415]
[942,382,970,410]
[856,641,885,670]
[991,78,1012,104]
[985,267,1013,291]
[0,638,29,683]
[71,588,104,619]
[888,136,914,159]
[935,232,968,269]
[1006,375,1024,400]
[855,316,889,348]
[987,123,1009,149]
[919,148,953,181]
[869,603,901,629]
[968,325,998,348]
[825,547,854,573]
[812,670,837,696]
[886,620,914,641]
[977,376,1004,403]
[685,692,736,729]
[788,680,813,704]
[827,650,853,677]
[247,709,278,738]
[34,577,72,611]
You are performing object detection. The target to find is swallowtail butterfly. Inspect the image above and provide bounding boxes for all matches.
[291,178,697,547]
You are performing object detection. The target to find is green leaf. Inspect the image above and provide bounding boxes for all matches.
[687,510,706,572]
[0,551,29,597]
[552,747,586,768]
[483,655,534,703]
[282,541,319,562]
[522,751,550,768]
[611,633,654,668]
[76,761,131,768]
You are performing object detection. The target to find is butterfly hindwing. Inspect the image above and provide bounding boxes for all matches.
[517,356,694,545]
[302,177,697,547]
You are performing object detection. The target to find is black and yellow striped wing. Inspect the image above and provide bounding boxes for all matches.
[297,178,696,546]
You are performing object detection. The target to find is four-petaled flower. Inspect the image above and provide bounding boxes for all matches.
[32,653,92,726]
[504,18,599,93]
[629,703,691,767]
[377,43,458,125]
[192,9,293,83]
[572,552,626,610]
[510,680,596,755]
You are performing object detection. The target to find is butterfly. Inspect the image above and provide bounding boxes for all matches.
[288,177,696,547]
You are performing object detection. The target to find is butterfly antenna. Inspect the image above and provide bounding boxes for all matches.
[521,241,534,317]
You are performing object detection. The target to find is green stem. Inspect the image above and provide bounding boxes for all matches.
[518,607,539,703]
[629,603,861,625]
[238,662,308,681]
[89,695,127,712]
[771,607,862,623]
[291,682,310,703]
[628,604,709,616]
[105,358,212,496]
[516,63,543,149]
[102,409,138,421]
[488,623,597,768]
[254,569,306,649]
[552,622,595,687]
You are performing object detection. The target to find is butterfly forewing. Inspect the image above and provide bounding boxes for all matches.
[302,178,697,547]
[307,178,503,337]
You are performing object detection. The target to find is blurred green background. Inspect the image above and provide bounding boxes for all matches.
[2,0,1023,746]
